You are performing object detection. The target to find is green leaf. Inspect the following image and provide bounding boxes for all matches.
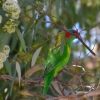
[10,33,18,52]
[0,7,6,15]
[16,28,26,52]
[0,32,9,51]
[24,30,33,49]
[24,14,36,35]
[38,29,48,38]
[55,0,60,17]
[24,14,36,48]
[34,16,44,37]
[43,0,47,4]
[0,81,9,93]
[83,22,100,31]
[4,59,12,75]
[20,0,35,8]
[12,86,20,100]
[10,67,16,95]
[60,34,65,56]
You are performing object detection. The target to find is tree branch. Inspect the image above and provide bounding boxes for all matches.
[46,89,100,100]
[0,75,43,85]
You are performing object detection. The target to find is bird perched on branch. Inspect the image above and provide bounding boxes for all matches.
[42,29,80,96]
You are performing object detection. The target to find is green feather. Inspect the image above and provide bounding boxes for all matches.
[43,70,54,96]
[43,29,76,95]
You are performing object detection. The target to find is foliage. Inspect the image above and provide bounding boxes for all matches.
[0,0,100,100]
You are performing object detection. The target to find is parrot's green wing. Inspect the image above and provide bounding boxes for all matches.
[43,44,70,77]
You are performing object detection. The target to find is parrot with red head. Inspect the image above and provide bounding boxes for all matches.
[43,29,79,96]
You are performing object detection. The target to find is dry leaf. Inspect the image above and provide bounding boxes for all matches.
[16,62,21,86]
[52,81,63,96]
[31,46,42,66]
[18,90,33,97]
[25,64,44,78]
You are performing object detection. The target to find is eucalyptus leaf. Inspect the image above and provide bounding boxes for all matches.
[24,14,36,35]
[16,62,21,86]
[0,81,9,93]
[20,0,34,8]
[12,86,20,100]
[52,81,63,96]
[83,22,100,31]
[34,16,44,37]
[31,46,42,66]
[0,7,6,15]
[55,0,60,17]
[16,28,26,52]
[25,64,44,78]
[4,59,12,75]
[10,68,16,95]
[60,34,65,56]
[10,33,18,52]
[24,15,36,48]
[24,30,33,48]
[38,29,48,38]
[0,32,9,51]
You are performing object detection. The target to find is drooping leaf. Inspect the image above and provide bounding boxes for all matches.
[34,16,44,37]
[16,28,26,52]
[12,86,20,100]
[60,34,65,56]
[24,14,36,35]
[20,0,35,8]
[10,33,18,52]
[4,59,12,75]
[10,68,16,95]
[0,81,9,93]
[52,81,63,96]
[38,29,48,38]
[25,64,44,78]
[18,90,33,96]
[0,7,6,15]
[16,62,21,86]
[31,46,42,66]
[82,22,100,31]
[24,14,36,48]
[55,0,60,17]
[43,0,47,4]
[0,32,9,51]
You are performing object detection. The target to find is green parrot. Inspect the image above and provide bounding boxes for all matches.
[43,29,79,96]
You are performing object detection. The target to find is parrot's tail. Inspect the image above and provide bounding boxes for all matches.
[43,70,55,96]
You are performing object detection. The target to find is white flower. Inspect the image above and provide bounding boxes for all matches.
[3,20,18,34]
[0,52,7,62]
[2,45,10,56]
[0,59,3,69]
[5,13,9,17]
[2,0,21,19]
[0,15,2,24]
[10,18,14,22]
